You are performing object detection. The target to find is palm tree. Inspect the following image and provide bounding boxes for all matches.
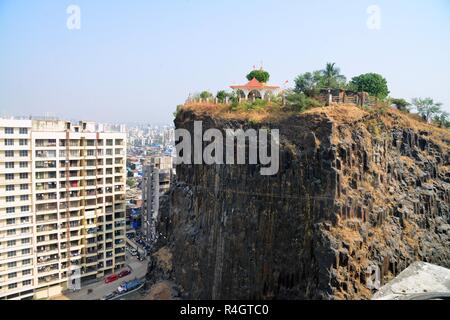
[320,63,346,89]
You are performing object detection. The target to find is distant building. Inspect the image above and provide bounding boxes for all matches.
[141,156,173,242]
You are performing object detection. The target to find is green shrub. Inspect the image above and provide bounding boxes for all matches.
[285,91,322,112]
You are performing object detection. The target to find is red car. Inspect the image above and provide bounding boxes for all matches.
[104,274,119,283]
[118,269,131,278]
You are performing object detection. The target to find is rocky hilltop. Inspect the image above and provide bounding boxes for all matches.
[148,104,450,300]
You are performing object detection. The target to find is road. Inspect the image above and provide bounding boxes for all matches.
[51,253,148,300]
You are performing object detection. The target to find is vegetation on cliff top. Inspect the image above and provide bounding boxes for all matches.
[182,63,449,130]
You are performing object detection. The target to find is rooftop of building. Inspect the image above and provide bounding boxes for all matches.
[0,117,126,133]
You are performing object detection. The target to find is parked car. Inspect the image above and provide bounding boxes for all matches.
[118,269,131,278]
[105,274,119,283]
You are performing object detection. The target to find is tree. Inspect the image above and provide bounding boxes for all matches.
[350,73,389,98]
[320,63,346,89]
[199,91,213,100]
[246,69,270,83]
[433,111,450,128]
[126,178,136,188]
[412,98,443,123]
[216,90,229,103]
[294,71,323,97]
[391,98,411,112]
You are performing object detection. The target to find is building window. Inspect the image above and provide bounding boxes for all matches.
[20,173,28,179]
[22,238,30,244]
[8,273,17,279]
[5,173,14,180]
[5,139,14,146]
[23,280,32,286]
[20,217,29,224]
[20,195,29,201]
[21,227,29,233]
[7,240,16,247]
[6,196,15,202]
[7,262,17,268]
[8,283,17,289]
[6,185,15,191]
[8,251,16,258]
[5,162,15,169]
[7,229,16,236]
[19,128,28,134]
[6,207,15,213]
[19,150,28,157]
[19,139,28,146]
[23,259,31,265]
[20,162,28,168]
[21,206,30,213]
[22,249,31,255]
[7,218,15,225]
[20,184,28,190]
[5,127,14,134]
[5,150,14,157]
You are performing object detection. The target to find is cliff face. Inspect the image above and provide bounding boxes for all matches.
[150,104,450,300]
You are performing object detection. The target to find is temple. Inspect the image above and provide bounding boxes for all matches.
[230,78,281,101]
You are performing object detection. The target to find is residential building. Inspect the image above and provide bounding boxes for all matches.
[0,118,127,300]
[141,156,173,242]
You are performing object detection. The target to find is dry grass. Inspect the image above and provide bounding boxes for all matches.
[180,103,450,150]
[303,103,369,123]
[182,102,295,123]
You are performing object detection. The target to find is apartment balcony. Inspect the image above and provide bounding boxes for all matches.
[35,193,57,203]
[35,182,57,192]
[115,255,126,263]
[36,248,59,256]
[38,274,60,285]
[37,263,59,275]
[36,237,59,247]
[114,247,125,254]
[82,266,98,276]
[36,224,58,234]
[35,215,58,224]
[35,150,57,159]
[35,140,57,148]
[85,190,97,198]
[35,160,57,170]
[60,180,81,189]
[84,257,98,265]
[36,204,58,214]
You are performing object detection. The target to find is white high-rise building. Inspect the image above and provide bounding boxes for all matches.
[0,118,127,300]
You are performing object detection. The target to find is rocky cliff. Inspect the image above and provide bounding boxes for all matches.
[148,104,450,300]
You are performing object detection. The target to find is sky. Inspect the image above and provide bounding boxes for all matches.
[0,0,449,124]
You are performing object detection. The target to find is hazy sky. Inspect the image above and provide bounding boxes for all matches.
[1,0,449,124]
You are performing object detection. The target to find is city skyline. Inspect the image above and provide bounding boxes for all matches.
[1,0,450,123]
